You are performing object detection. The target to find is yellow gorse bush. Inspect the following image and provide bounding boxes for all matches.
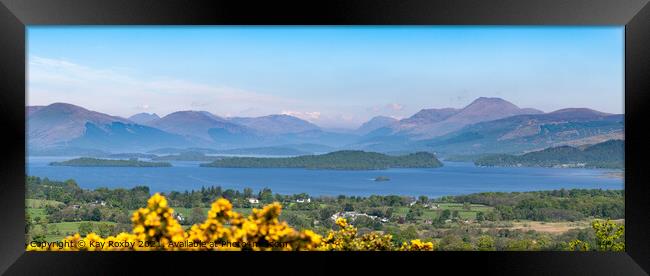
[566,219,624,252]
[27,193,430,251]
[400,239,436,251]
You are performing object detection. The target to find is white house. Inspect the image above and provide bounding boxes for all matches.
[175,213,184,222]
[247,198,260,204]
[296,198,311,203]
[331,211,389,224]
[90,200,107,207]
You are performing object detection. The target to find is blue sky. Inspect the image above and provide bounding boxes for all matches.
[27,26,624,129]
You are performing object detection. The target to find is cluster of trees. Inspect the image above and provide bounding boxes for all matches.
[50,157,172,167]
[28,175,623,226]
[201,150,443,170]
[165,186,318,209]
[27,176,151,209]
[474,139,624,169]
[446,189,623,221]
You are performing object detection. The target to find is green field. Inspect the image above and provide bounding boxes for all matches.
[27,208,47,221]
[30,221,117,242]
[26,199,64,208]
[391,203,494,222]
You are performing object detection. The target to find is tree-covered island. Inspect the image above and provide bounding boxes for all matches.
[474,140,623,169]
[50,157,172,167]
[200,150,443,170]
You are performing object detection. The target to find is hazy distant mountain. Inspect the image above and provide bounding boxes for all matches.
[149,111,254,143]
[28,146,110,157]
[26,106,45,116]
[353,97,545,151]
[26,99,621,156]
[446,97,543,125]
[399,108,459,126]
[421,107,623,155]
[356,116,399,134]
[27,103,188,152]
[28,103,131,147]
[229,114,320,135]
[277,143,337,153]
[275,129,360,148]
[146,147,220,155]
[214,146,312,156]
[398,97,544,138]
[128,112,160,125]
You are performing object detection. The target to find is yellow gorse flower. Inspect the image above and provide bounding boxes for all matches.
[27,194,433,251]
[400,239,436,251]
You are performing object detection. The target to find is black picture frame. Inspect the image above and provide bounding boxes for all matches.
[1,0,649,274]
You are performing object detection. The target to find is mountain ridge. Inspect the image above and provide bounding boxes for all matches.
[27,99,622,155]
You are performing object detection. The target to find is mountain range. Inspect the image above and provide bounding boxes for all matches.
[26,97,623,156]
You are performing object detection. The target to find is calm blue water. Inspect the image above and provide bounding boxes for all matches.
[27,156,624,198]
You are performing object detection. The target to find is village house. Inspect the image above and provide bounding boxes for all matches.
[247,198,259,204]
[330,211,389,223]
[90,200,107,207]
[296,198,311,203]
[174,212,184,222]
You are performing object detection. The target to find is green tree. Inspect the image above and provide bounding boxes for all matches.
[38,220,48,234]
[385,207,394,219]
[25,213,32,234]
[90,208,102,221]
[319,206,338,222]
[31,234,46,243]
[406,205,424,222]
[418,196,429,204]
[112,223,131,235]
[475,211,485,222]
[435,209,452,226]
[78,222,94,236]
[259,188,274,203]
[476,235,496,251]
[189,207,207,225]
[485,211,499,221]
[50,225,61,235]
[243,188,253,199]
[98,224,114,237]
[439,234,473,251]
[393,225,418,244]
[440,209,451,220]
